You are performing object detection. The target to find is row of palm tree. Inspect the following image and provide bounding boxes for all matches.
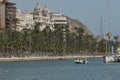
[0,22,117,57]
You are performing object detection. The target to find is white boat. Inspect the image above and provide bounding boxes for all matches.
[74,58,88,64]
[103,54,120,63]
[103,48,120,63]
[103,55,115,63]
[102,0,120,63]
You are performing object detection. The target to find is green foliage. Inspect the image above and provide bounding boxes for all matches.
[0,24,109,57]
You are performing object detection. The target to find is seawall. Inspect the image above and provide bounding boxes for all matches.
[0,55,103,62]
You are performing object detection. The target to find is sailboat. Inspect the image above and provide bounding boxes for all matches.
[103,48,120,63]
[103,47,120,63]
[103,0,120,63]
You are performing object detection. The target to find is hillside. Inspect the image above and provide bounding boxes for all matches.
[66,16,93,35]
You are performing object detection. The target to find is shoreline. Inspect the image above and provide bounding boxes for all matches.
[0,55,103,62]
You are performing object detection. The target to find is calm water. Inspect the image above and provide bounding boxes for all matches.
[0,59,120,80]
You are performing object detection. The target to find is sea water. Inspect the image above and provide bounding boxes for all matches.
[0,59,120,80]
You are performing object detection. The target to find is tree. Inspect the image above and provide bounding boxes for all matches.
[113,35,119,52]
[12,18,21,30]
[34,22,41,33]
[74,27,85,52]
[42,26,52,52]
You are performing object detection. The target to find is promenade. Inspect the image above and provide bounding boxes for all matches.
[0,55,103,62]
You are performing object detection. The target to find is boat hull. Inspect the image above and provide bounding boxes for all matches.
[103,54,120,63]
[74,59,88,64]
[103,55,115,63]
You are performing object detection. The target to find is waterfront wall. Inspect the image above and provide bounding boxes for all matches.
[0,55,103,62]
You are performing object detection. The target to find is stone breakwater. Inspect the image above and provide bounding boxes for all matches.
[0,55,103,62]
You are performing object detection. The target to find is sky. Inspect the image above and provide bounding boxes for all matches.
[10,0,120,36]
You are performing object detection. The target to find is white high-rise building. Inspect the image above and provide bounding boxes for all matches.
[16,3,68,31]
[51,13,68,25]
[33,3,54,30]
[16,9,33,31]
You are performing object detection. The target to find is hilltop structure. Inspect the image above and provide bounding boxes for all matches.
[0,0,16,30]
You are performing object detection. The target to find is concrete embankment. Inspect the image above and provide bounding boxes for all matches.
[0,55,103,62]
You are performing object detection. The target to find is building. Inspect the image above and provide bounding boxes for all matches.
[16,3,68,31]
[33,3,54,30]
[33,3,68,30]
[0,0,16,30]
[51,13,67,25]
[16,9,33,31]
[0,0,6,29]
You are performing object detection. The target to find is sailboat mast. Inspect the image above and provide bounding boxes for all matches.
[106,0,111,55]
[100,16,103,37]
[107,0,110,34]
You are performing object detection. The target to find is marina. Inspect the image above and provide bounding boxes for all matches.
[0,0,120,80]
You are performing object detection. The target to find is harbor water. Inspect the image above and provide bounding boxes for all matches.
[0,59,120,80]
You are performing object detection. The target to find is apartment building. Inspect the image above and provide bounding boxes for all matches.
[0,0,16,30]
[0,0,6,29]
[16,9,33,31]
[33,3,54,30]
[16,3,68,31]
[51,13,68,25]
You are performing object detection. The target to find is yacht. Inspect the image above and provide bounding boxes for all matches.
[103,0,120,63]
[103,48,120,63]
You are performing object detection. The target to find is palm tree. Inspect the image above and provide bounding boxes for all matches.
[113,35,119,52]
[12,18,21,30]
[42,26,52,53]
[53,24,70,56]
[22,28,31,54]
[34,22,41,33]
[74,27,85,53]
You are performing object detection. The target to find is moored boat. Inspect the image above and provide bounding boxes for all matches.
[103,54,120,63]
[103,48,120,63]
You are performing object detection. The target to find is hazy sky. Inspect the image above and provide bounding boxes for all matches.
[11,0,120,36]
